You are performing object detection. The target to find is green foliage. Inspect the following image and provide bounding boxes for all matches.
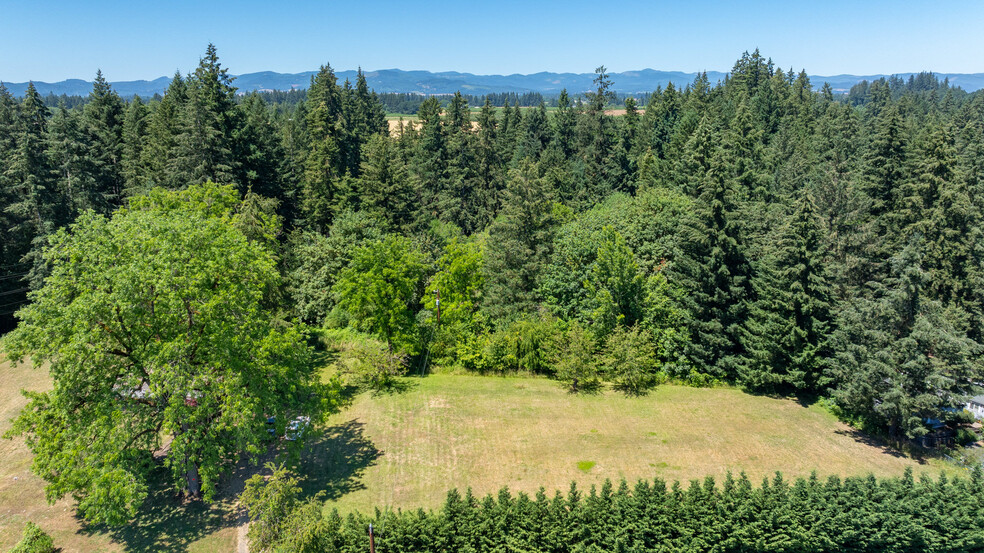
[482,160,557,323]
[421,238,485,366]
[463,315,560,374]
[322,328,409,391]
[586,227,646,337]
[245,470,984,553]
[741,194,833,393]
[285,211,385,324]
[549,321,599,393]
[829,239,982,439]
[3,183,332,525]
[8,522,55,553]
[333,234,427,354]
[602,326,660,395]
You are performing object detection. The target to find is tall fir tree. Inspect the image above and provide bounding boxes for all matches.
[483,160,557,323]
[120,95,148,197]
[81,70,125,211]
[677,147,755,378]
[301,63,346,230]
[742,194,833,392]
[141,72,187,188]
[173,44,239,186]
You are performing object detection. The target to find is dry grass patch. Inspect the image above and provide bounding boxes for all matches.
[312,374,943,514]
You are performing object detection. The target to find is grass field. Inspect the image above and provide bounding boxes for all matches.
[1,359,945,551]
[304,374,943,515]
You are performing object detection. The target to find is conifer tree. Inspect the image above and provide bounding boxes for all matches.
[554,89,578,160]
[863,104,908,219]
[141,72,187,188]
[81,70,125,211]
[677,149,754,378]
[483,161,557,323]
[742,194,833,392]
[175,44,239,186]
[47,105,92,219]
[233,93,285,202]
[360,134,414,231]
[120,95,148,196]
[830,239,982,439]
[301,63,346,230]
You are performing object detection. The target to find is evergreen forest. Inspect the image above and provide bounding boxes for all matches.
[2,45,984,548]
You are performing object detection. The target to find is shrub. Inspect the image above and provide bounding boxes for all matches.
[603,326,659,395]
[322,328,408,391]
[10,522,55,553]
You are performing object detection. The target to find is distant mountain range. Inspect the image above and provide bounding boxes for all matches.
[5,68,984,98]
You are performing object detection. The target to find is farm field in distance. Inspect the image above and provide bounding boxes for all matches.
[304,373,944,515]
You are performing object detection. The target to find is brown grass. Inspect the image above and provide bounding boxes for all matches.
[310,374,943,514]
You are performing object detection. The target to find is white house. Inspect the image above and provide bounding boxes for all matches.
[966,396,984,420]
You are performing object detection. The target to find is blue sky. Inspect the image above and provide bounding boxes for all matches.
[1,0,982,82]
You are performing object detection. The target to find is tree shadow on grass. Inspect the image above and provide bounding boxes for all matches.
[296,419,383,502]
[76,466,234,552]
[833,427,926,462]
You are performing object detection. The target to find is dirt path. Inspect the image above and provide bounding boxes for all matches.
[221,450,278,553]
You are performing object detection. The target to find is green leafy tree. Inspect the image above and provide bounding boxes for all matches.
[603,326,660,395]
[422,238,485,364]
[334,235,427,353]
[550,321,599,393]
[586,226,646,337]
[3,184,330,525]
[9,522,55,553]
[285,210,385,324]
[241,464,331,553]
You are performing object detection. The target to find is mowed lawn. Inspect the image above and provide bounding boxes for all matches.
[307,374,944,514]
[0,358,238,553]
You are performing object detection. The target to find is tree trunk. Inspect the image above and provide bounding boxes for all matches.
[180,424,202,498]
[185,459,201,498]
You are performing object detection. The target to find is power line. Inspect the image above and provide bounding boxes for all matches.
[0,287,30,297]
[0,298,29,310]
[0,272,29,282]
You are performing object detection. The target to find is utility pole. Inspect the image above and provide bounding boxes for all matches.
[369,523,376,553]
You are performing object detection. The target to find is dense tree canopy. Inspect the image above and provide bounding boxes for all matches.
[2,44,983,458]
[3,183,332,524]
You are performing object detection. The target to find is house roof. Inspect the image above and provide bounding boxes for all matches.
[971,396,984,406]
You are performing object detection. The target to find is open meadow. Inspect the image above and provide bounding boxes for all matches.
[304,373,943,514]
[0,359,948,551]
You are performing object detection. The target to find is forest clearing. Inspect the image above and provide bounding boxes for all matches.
[0,358,944,551]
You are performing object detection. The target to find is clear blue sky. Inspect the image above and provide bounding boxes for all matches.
[2,0,982,82]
